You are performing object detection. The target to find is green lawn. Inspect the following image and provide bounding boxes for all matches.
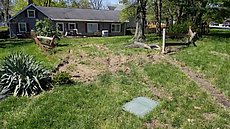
[0,39,59,69]
[0,32,230,128]
[174,29,230,98]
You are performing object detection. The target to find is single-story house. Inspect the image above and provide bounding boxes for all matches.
[9,4,128,37]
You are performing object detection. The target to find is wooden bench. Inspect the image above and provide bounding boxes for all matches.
[162,26,197,53]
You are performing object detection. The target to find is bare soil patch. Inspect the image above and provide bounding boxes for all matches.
[54,44,164,82]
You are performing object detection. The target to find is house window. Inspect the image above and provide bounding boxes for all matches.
[87,23,98,33]
[111,24,121,32]
[18,22,27,32]
[68,23,76,30]
[27,10,35,18]
[56,22,64,32]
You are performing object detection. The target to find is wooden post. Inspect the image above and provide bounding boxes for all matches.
[162,28,166,53]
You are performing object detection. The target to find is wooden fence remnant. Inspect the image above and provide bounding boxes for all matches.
[31,31,58,51]
[162,26,197,53]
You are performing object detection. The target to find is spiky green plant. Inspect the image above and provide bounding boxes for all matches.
[0,53,52,97]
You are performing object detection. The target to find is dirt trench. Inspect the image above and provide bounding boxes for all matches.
[165,57,230,109]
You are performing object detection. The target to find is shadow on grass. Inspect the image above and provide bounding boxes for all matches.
[0,39,33,48]
[207,33,230,38]
[57,44,69,47]
[206,29,230,39]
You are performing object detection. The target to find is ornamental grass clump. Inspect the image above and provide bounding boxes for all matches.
[0,53,52,97]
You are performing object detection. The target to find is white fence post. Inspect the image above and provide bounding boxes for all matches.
[162,29,166,53]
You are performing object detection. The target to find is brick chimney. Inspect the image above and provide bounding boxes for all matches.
[28,0,33,5]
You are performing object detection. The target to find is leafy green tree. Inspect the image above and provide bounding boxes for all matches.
[50,0,67,7]
[35,18,60,37]
[71,0,80,8]
[29,0,67,7]
[151,0,210,34]
[12,0,27,13]
[119,5,136,22]
[79,0,90,8]
[204,0,230,23]
[71,0,90,8]
[120,0,147,42]
[12,0,66,14]
[33,0,53,7]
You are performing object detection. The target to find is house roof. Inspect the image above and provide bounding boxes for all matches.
[10,4,122,23]
[37,6,121,22]
[9,4,50,22]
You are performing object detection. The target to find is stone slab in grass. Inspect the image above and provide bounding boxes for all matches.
[122,97,159,118]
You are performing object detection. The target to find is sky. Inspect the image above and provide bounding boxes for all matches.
[104,0,119,6]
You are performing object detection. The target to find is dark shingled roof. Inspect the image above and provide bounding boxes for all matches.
[36,6,121,22]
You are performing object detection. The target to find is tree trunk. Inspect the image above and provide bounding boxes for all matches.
[28,0,33,5]
[155,0,160,35]
[133,0,147,42]
[159,0,162,35]
[167,8,174,26]
[48,0,52,7]
[5,7,8,24]
[177,6,183,23]
[195,1,208,35]
[155,0,162,36]
[1,0,9,26]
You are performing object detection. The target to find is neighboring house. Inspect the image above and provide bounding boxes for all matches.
[223,19,230,27]
[9,4,127,37]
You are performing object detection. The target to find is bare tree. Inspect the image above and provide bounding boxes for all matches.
[89,0,103,10]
